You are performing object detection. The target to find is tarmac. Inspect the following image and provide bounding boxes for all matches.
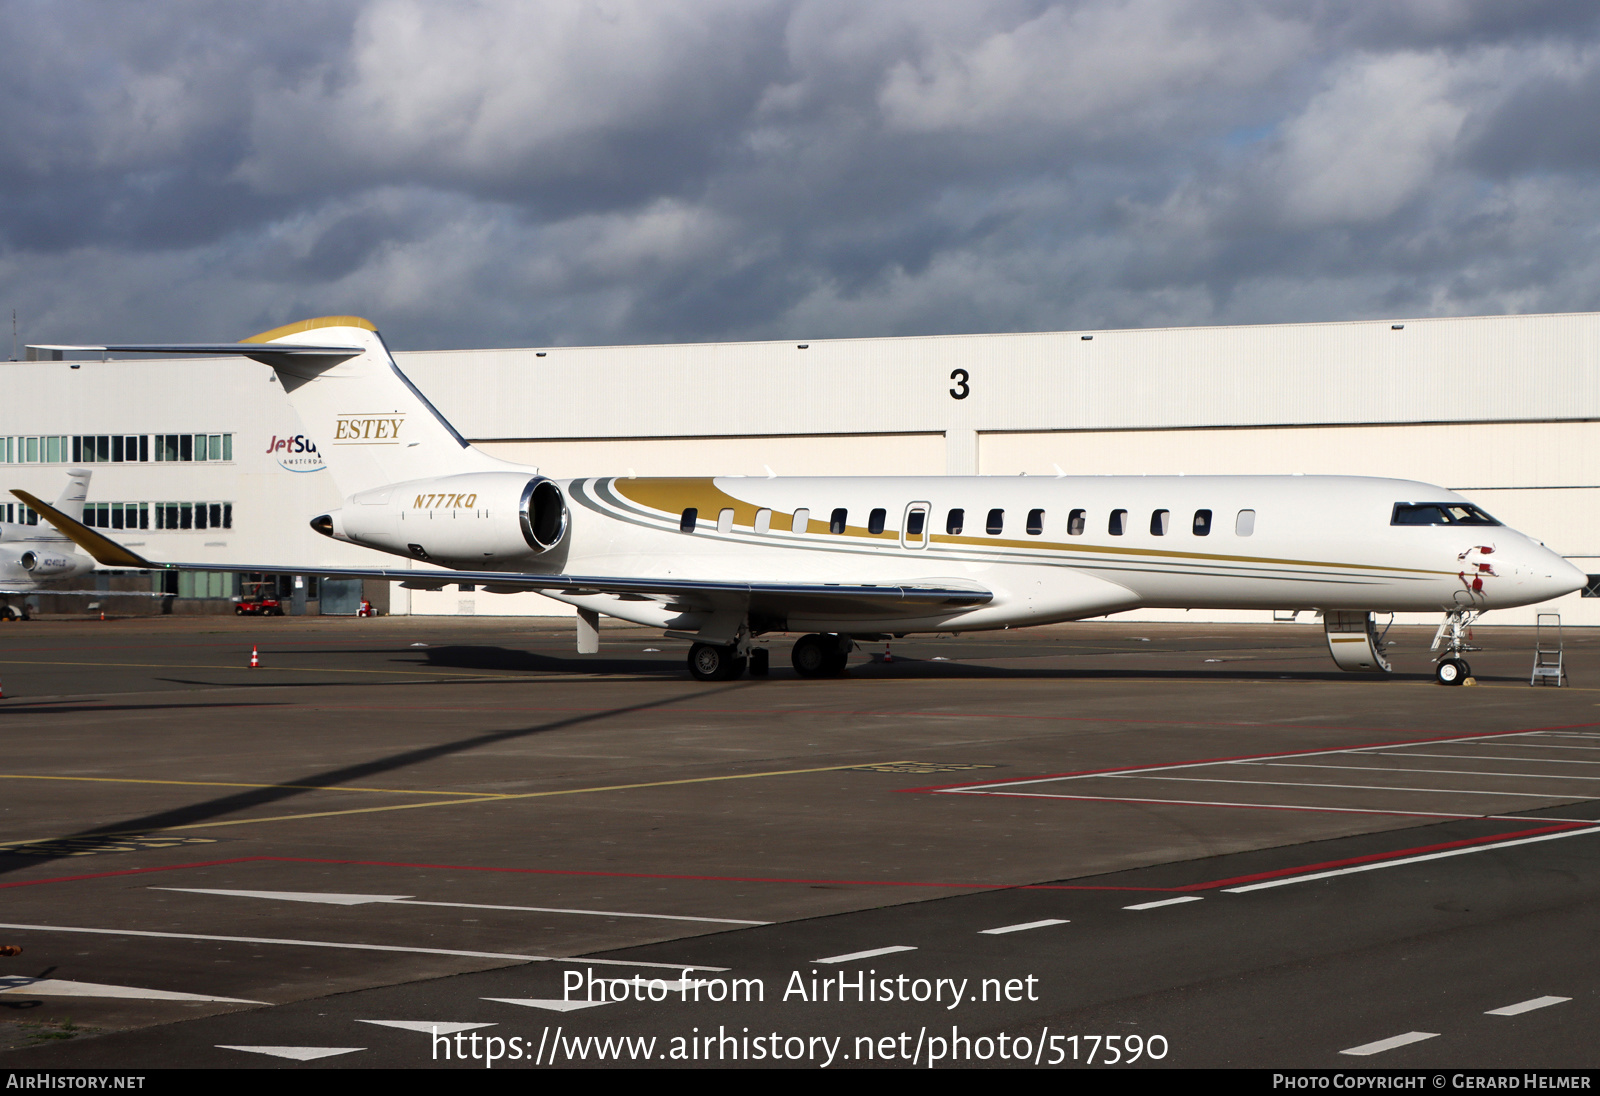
[0,614,1596,1069]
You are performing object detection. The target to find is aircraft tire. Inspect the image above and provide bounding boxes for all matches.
[749,648,769,677]
[1436,658,1469,686]
[791,634,832,677]
[688,642,741,681]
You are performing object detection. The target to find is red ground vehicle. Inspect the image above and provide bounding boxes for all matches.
[234,581,284,616]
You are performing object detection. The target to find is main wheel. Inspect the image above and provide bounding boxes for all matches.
[688,642,742,681]
[791,634,831,677]
[1436,658,1469,686]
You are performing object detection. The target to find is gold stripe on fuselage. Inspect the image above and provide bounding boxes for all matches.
[609,477,1448,577]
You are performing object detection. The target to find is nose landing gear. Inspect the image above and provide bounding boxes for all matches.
[1432,608,1481,686]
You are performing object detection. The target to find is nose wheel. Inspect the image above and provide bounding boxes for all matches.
[1431,609,1481,686]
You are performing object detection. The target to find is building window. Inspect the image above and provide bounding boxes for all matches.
[1584,575,1600,598]
[868,508,886,534]
[829,508,848,534]
[1109,509,1127,536]
[1068,509,1086,536]
[1193,509,1212,536]
[986,508,1004,535]
[1236,509,1256,536]
[1151,509,1170,536]
[946,508,965,535]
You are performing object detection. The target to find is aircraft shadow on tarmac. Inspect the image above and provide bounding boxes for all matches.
[415,643,1447,683]
[0,683,747,879]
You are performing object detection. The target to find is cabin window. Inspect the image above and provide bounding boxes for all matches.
[1068,509,1086,536]
[868,507,887,535]
[755,508,772,534]
[791,508,809,533]
[1150,509,1170,536]
[1193,509,1212,536]
[717,508,735,533]
[680,507,697,532]
[947,508,965,535]
[986,508,1004,535]
[1390,502,1500,526]
[1235,509,1255,536]
[830,508,848,534]
[1109,509,1127,536]
[1026,508,1045,535]
[906,510,926,537]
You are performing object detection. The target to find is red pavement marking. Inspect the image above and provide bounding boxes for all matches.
[5,820,1596,898]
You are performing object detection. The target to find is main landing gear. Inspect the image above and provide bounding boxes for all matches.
[685,633,850,680]
[1431,608,1481,686]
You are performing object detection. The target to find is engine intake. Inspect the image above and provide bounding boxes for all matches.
[521,478,567,551]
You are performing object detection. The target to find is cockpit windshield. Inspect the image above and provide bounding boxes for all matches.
[1391,502,1500,526]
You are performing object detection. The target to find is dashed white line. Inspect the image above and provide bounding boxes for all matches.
[979,919,1070,935]
[1486,996,1571,1016]
[1340,1031,1438,1056]
[1123,896,1203,910]
[814,945,917,964]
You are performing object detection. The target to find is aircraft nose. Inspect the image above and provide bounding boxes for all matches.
[1520,545,1586,602]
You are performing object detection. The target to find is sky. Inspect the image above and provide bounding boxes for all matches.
[4,0,1600,351]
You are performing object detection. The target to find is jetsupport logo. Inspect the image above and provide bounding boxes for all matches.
[267,433,326,473]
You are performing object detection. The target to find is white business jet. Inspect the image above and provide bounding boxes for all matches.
[21,317,1584,683]
[0,470,127,618]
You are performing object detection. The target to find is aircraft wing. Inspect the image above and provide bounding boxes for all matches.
[11,491,992,617]
[0,588,174,598]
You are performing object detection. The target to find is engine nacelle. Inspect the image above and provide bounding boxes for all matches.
[19,550,78,577]
[314,472,569,566]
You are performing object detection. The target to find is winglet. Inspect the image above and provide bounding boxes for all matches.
[9,490,159,569]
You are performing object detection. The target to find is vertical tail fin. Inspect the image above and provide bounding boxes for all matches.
[241,317,507,496]
[52,469,90,523]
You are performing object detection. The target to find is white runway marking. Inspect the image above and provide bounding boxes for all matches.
[1245,761,1600,783]
[157,887,768,925]
[0,976,264,1004]
[357,1020,497,1034]
[1128,774,1578,799]
[979,918,1070,935]
[484,998,607,1012]
[1340,1031,1438,1056]
[1363,751,1600,766]
[1123,896,1203,910]
[1223,826,1600,893]
[814,945,917,964]
[1486,996,1571,1016]
[159,888,413,906]
[217,1046,364,1061]
[0,922,726,971]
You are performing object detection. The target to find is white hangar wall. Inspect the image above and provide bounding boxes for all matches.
[5,310,1598,625]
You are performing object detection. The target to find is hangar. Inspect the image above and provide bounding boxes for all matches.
[4,309,1597,624]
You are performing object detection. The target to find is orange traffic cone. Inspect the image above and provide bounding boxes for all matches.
[884,641,894,663]
[249,645,259,669]
[0,675,5,698]
[100,611,105,621]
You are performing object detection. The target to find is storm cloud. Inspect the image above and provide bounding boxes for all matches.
[4,0,1600,350]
